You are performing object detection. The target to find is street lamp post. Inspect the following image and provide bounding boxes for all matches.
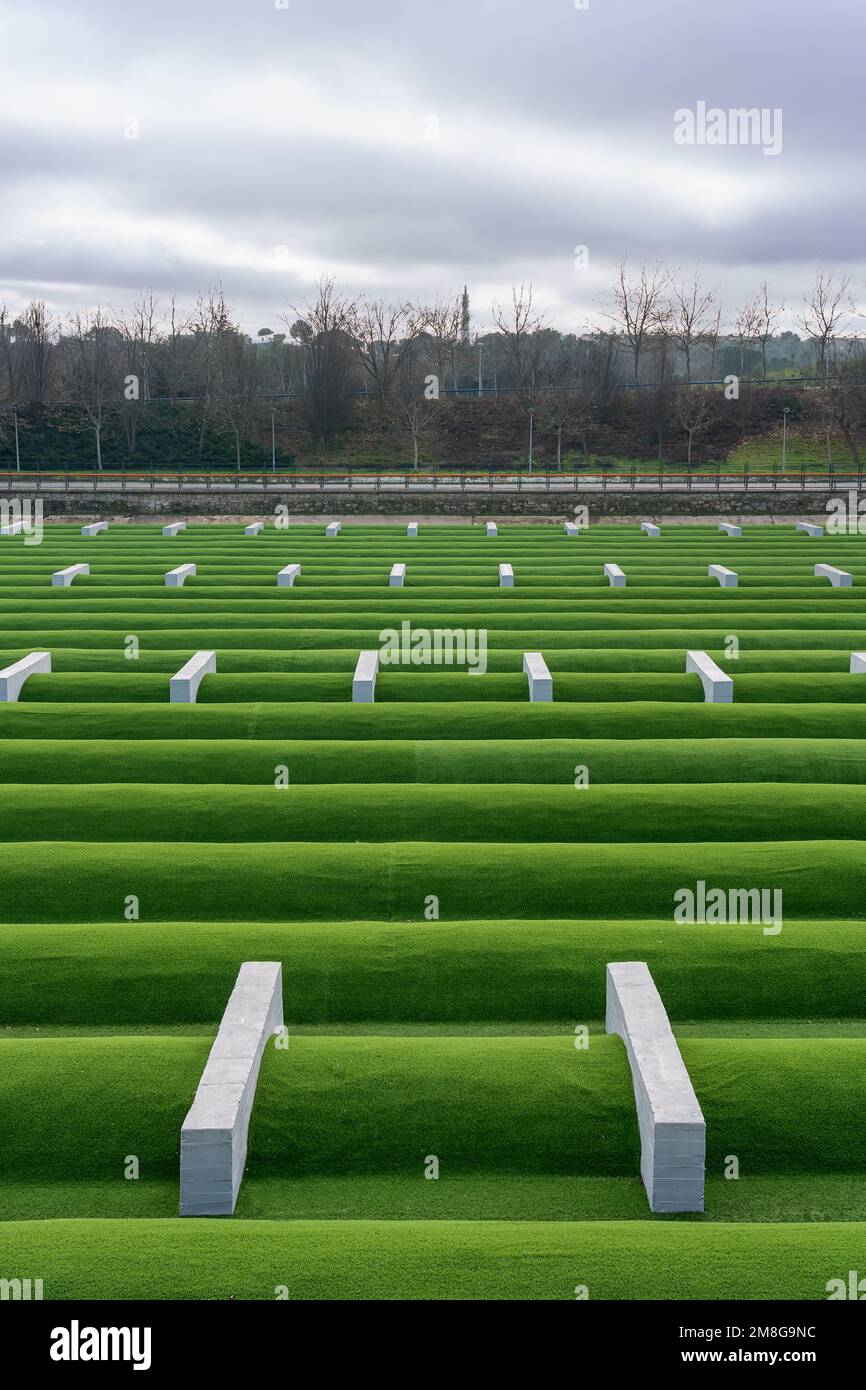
[271,408,276,473]
[478,344,483,397]
[14,409,20,472]
[528,408,534,473]
[781,407,790,475]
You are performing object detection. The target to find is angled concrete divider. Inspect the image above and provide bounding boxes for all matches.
[564,522,580,537]
[499,563,514,588]
[708,564,738,588]
[796,522,823,537]
[180,961,284,1217]
[162,522,186,537]
[606,962,705,1213]
[640,522,660,538]
[389,563,406,589]
[523,651,552,702]
[0,521,23,537]
[352,650,379,702]
[0,651,51,702]
[81,521,108,537]
[276,564,301,588]
[485,522,498,537]
[604,563,626,588]
[166,564,196,588]
[686,649,733,703]
[170,650,216,703]
[244,523,264,536]
[850,652,866,674]
[815,563,852,588]
[51,564,89,588]
[719,523,741,537]
[407,523,418,538]
[325,521,342,538]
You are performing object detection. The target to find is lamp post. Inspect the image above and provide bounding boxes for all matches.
[528,407,534,473]
[478,343,483,397]
[14,409,20,472]
[781,407,790,474]
[271,408,276,473]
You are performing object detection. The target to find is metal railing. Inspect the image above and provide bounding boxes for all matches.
[1,467,863,493]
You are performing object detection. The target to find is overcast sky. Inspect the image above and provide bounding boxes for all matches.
[1,0,863,335]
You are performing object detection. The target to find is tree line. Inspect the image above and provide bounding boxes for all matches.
[1,265,865,468]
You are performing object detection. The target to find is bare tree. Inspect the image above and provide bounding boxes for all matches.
[603,260,672,382]
[821,342,866,467]
[351,299,420,405]
[0,305,22,404]
[756,282,783,379]
[114,291,160,455]
[674,385,720,467]
[16,302,57,419]
[391,343,440,469]
[492,284,549,406]
[162,297,193,404]
[640,333,676,462]
[421,294,462,395]
[704,303,723,378]
[797,271,856,380]
[214,329,261,470]
[286,278,359,446]
[734,295,762,379]
[189,287,233,457]
[671,272,718,382]
[61,308,118,470]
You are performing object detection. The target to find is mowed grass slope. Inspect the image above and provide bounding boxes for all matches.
[1,520,864,1299]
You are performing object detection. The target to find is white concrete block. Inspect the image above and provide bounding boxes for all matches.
[708,564,738,588]
[162,522,187,537]
[166,564,196,588]
[640,522,661,538]
[180,961,283,1216]
[244,523,265,536]
[485,522,498,537]
[851,652,866,674]
[523,651,552,702]
[389,563,406,589]
[719,523,742,537]
[407,523,419,538]
[796,522,823,537]
[51,564,89,588]
[815,563,853,588]
[606,962,705,1213]
[352,650,379,703]
[81,521,108,537]
[0,651,51,702]
[325,521,342,538]
[686,649,733,703]
[170,650,216,704]
[604,563,626,588]
[0,521,23,537]
[276,564,301,588]
[499,563,514,588]
[564,522,580,537]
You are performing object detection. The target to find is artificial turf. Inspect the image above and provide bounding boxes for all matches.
[2,519,865,1300]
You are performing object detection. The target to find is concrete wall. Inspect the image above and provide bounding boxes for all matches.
[9,487,839,521]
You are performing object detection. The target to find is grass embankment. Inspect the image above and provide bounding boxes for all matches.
[1,781,865,842]
[0,919,864,1025]
[5,701,866,739]
[4,736,866,783]
[0,1217,859,1299]
[3,1034,863,1187]
[1,839,863,922]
